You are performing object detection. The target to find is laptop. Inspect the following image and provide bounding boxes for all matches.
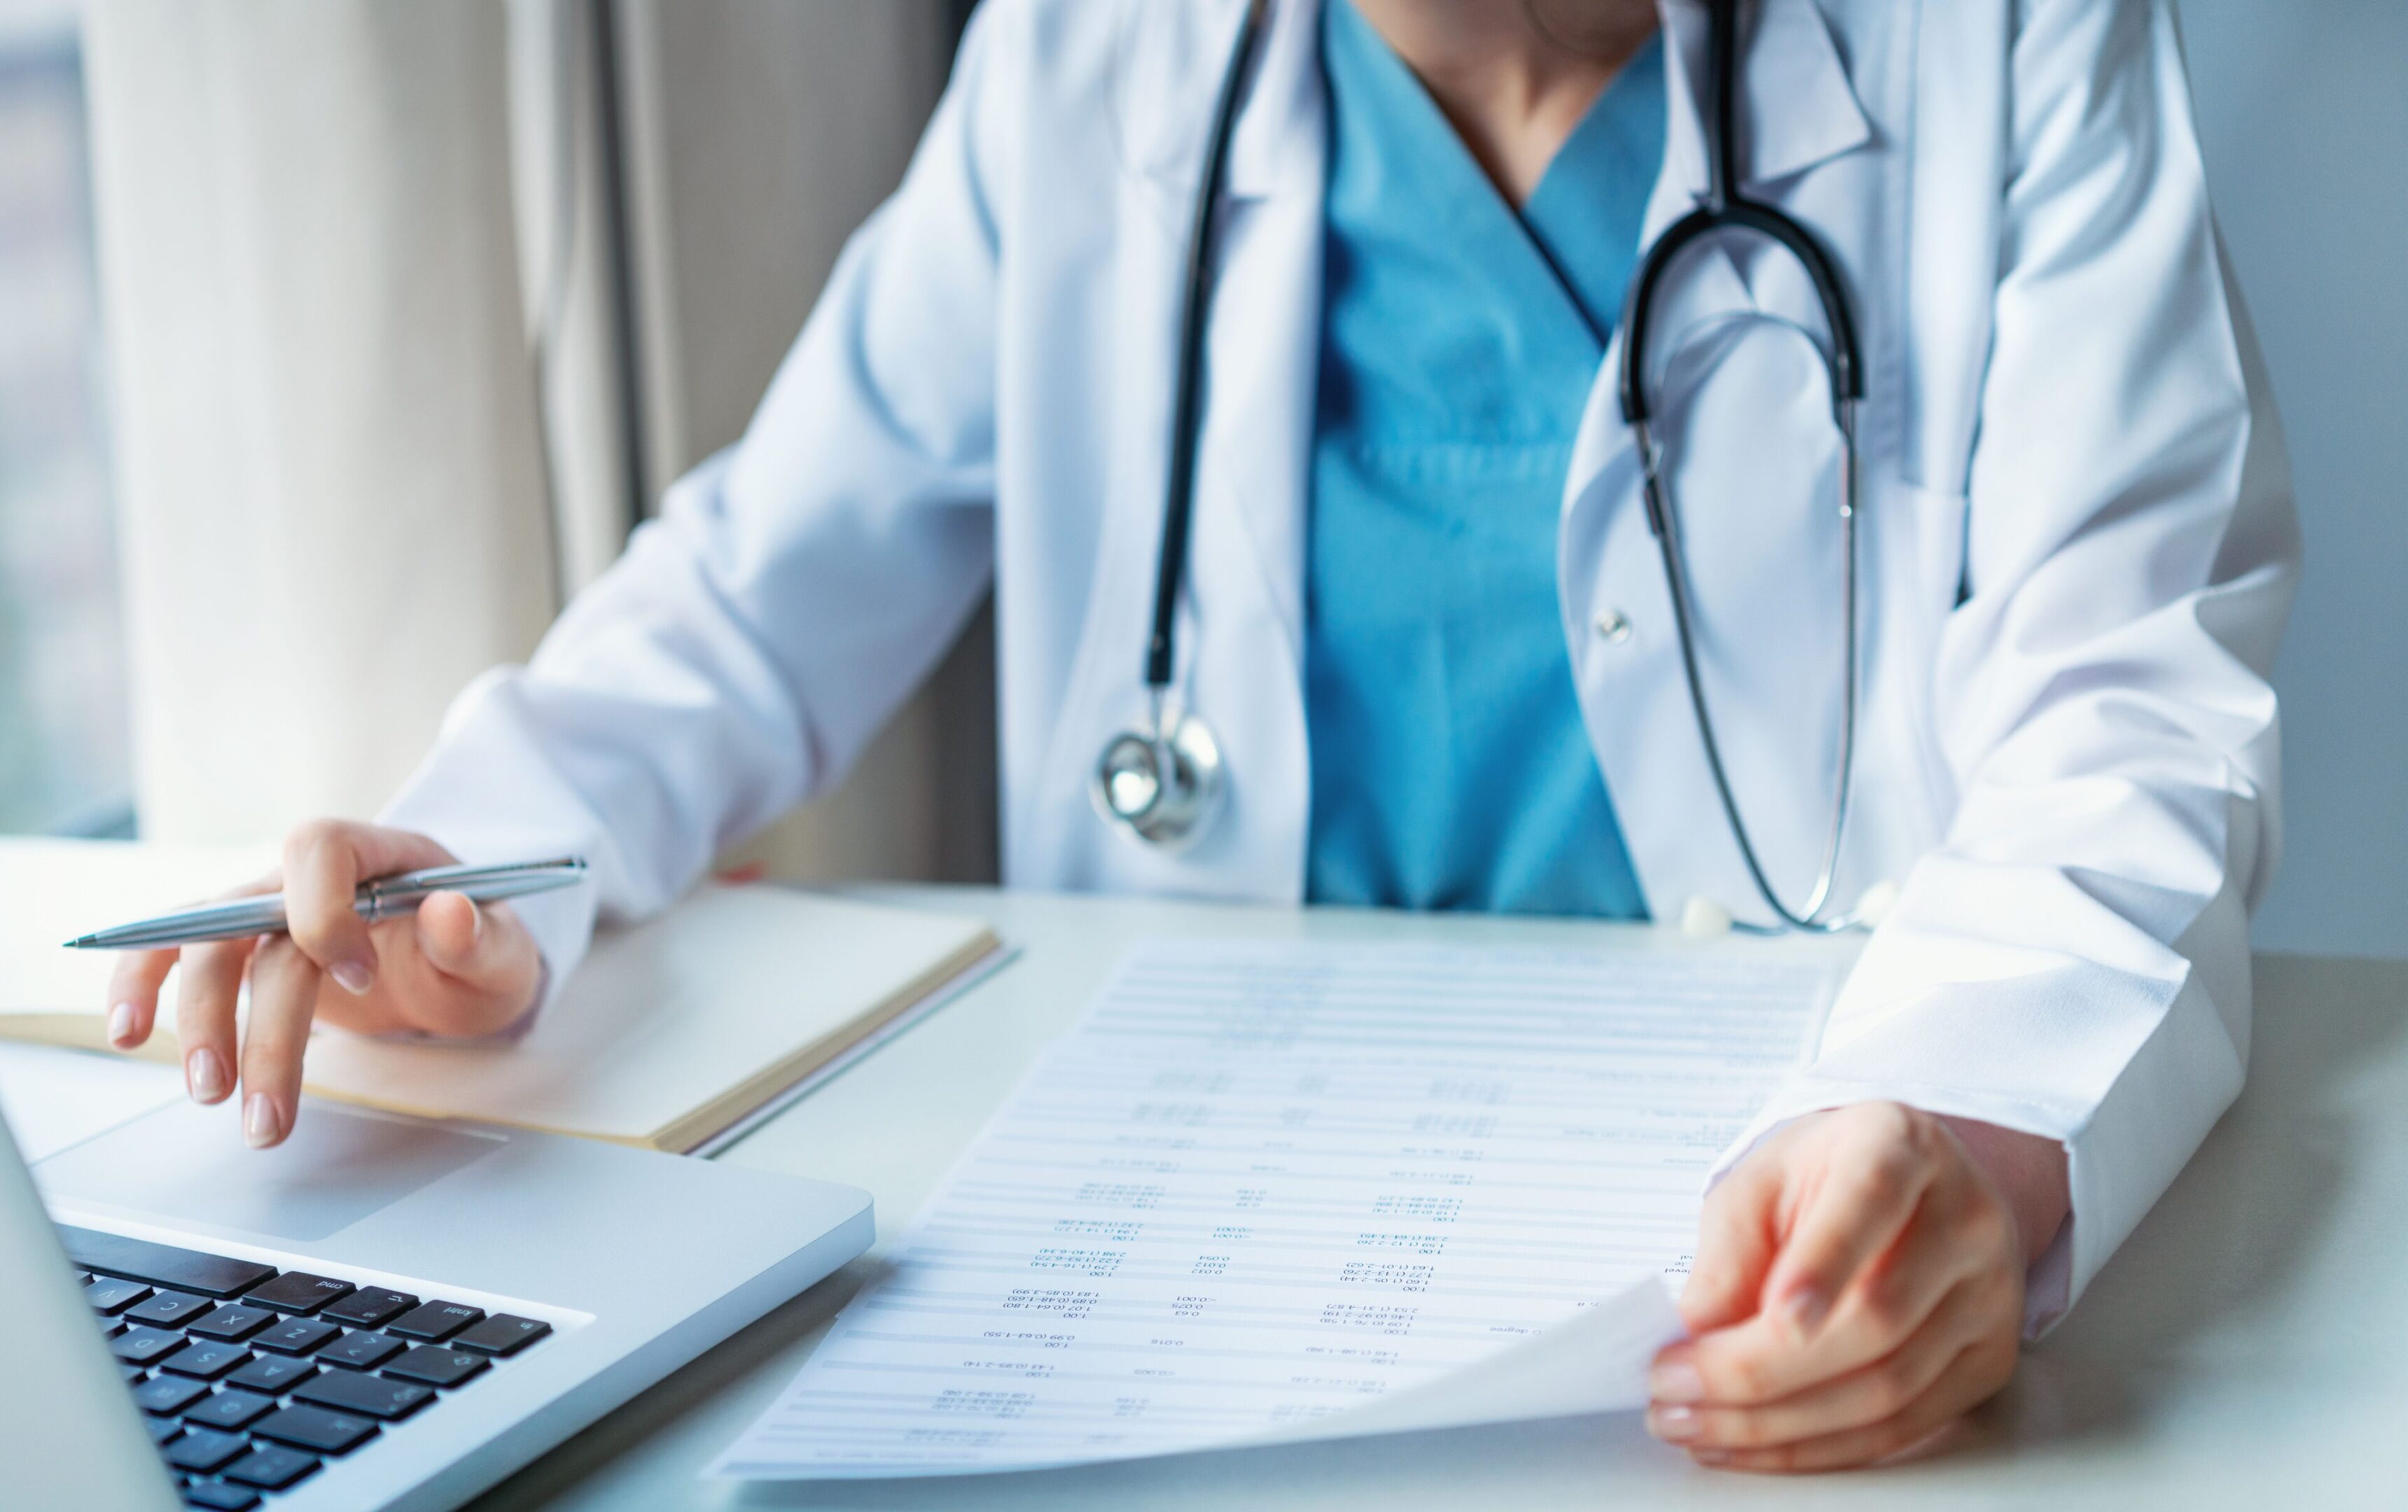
[0,1088,872,1510]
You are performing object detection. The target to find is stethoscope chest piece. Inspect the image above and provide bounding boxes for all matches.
[1091,708,1226,850]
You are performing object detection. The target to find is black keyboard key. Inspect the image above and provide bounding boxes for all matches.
[120,1363,147,1384]
[182,1482,261,1510]
[251,1403,378,1455]
[187,1303,276,1342]
[242,1271,355,1315]
[221,1444,319,1490]
[159,1340,253,1380]
[453,1313,551,1356]
[183,1387,275,1434]
[110,1326,189,1366]
[382,1345,489,1389]
[127,1291,216,1329]
[316,1331,404,1371]
[293,1368,434,1421]
[162,1427,250,1473]
[97,1317,127,1340]
[57,1227,275,1299]
[227,1354,317,1394]
[143,1416,184,1446]
[132,1374,211,1415]
[386,1300,482,1342]
[183,1388,277,1432]
[319,1288,414,1329]
[84,1275,154,1314]
[249,1316,340,1355]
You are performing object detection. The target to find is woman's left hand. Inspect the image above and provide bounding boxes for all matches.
[1645,1102,2068,1473]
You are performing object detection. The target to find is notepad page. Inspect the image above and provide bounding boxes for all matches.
[0,839,278,1044]
[712,939,1832,1479]
[297,883,997,1149]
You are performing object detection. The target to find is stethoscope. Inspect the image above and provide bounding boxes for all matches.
[1091,0,1870,934]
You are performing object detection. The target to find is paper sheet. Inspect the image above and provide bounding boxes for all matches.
[713,939,1830,1479]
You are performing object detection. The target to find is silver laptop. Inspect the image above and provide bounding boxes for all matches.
[0,1092,870,1511]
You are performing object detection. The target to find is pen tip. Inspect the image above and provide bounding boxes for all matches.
[63,937,92,949]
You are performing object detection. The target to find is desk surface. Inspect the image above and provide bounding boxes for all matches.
[468,887,2408,1510]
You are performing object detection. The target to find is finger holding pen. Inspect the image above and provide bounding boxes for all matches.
[282,820,448,998]
[105,872,277,1086]
[100,818,550,1149]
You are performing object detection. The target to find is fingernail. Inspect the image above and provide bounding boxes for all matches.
[1648,1405,1701,1443]
[186,1048,228,1102]
[106,1002,136,1046]
[244,1093,282,1149]
[330,958,375,995]
[1783,1286,1830,1338]
[1651,1361,1705,1404]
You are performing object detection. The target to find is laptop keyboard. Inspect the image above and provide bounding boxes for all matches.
[60,1225,552,1510]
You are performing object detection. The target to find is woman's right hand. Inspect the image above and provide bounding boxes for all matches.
[102,820,545,1149]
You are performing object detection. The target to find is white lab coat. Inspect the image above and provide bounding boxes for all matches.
[386,0,2296,1331]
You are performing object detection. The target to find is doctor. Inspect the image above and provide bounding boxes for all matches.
[106,0,2293,1474]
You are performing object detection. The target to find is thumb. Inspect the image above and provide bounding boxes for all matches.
[412,892,540,1020]
[1680,1160,1782,1334]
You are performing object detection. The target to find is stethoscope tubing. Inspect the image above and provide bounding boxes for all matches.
[1617,0,1870,931]
[1108,0,1874,934]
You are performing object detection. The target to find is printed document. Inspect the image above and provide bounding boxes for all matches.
[714,939,1830,1478]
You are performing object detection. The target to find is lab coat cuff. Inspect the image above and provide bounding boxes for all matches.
[1703,1077,2084,1340]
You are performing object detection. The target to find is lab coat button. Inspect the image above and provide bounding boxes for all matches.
[1679,897,1734,938]
[1853,879,1901,927]
[1594,609,1633,644]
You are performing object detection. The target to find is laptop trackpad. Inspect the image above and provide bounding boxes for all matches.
[37,1100,504,1243]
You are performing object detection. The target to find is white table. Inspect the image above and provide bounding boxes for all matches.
[466,886,2408,1509]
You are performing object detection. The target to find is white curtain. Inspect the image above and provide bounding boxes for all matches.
[82,0,994,882]
[84,0,557,844]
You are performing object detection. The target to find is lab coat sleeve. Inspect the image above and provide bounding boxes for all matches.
[1708,0,2298,1334]
[378,6,1014,1001]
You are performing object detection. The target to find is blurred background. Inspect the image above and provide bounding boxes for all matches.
[0,0,2396,955]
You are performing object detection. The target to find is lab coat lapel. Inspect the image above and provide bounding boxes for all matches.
[1183,0,1324,898]
[1119,0,1320,657]
[1045,0,1322,901]
[1716,0,1876,187]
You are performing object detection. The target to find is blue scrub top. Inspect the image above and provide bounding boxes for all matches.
[1304,0,1667,918]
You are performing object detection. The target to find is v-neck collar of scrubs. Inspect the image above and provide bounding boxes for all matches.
[1523,31,1669,344]
[1323,0,1666,356]
[1302,0,1666,920]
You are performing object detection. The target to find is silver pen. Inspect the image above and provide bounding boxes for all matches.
[63,857,590,951]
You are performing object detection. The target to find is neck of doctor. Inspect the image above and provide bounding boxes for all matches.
[1351,0,1662,205]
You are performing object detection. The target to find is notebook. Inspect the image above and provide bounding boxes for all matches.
[0,839,281,1051]
[0,839,1001,1152]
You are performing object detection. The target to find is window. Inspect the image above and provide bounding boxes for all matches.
[0,0,130,836]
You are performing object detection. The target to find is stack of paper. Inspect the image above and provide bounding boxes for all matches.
[0,839,1001,1153]
[714,939,1832,1479]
